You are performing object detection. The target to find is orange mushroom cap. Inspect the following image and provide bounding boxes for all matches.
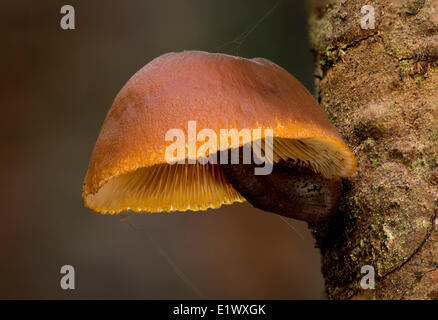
[83,51,356,214]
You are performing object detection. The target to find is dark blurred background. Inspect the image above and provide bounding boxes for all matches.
[0,0,324,299]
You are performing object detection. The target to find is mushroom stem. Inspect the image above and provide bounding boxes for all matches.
[220,148,342,223]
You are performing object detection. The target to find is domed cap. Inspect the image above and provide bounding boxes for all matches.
[83,51,356,214]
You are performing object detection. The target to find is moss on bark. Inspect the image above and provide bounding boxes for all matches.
[309,0,438,299]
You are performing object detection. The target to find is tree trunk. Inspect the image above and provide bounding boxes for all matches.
[308,0,438,299]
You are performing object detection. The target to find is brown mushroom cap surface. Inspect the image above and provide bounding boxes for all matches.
[83,51,356,214]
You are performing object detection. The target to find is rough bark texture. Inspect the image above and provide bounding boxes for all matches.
[308,0,438,299]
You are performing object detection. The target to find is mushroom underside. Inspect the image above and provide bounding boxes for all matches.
[221,158,342,223]
[84,137,350,215]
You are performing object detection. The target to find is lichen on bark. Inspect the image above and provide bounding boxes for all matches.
[308,0,438,299]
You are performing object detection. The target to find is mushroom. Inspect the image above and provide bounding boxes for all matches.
[83,51,356,222]
[220,152,343,223]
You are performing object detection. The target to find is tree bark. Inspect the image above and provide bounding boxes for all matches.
[308,0,438,299]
